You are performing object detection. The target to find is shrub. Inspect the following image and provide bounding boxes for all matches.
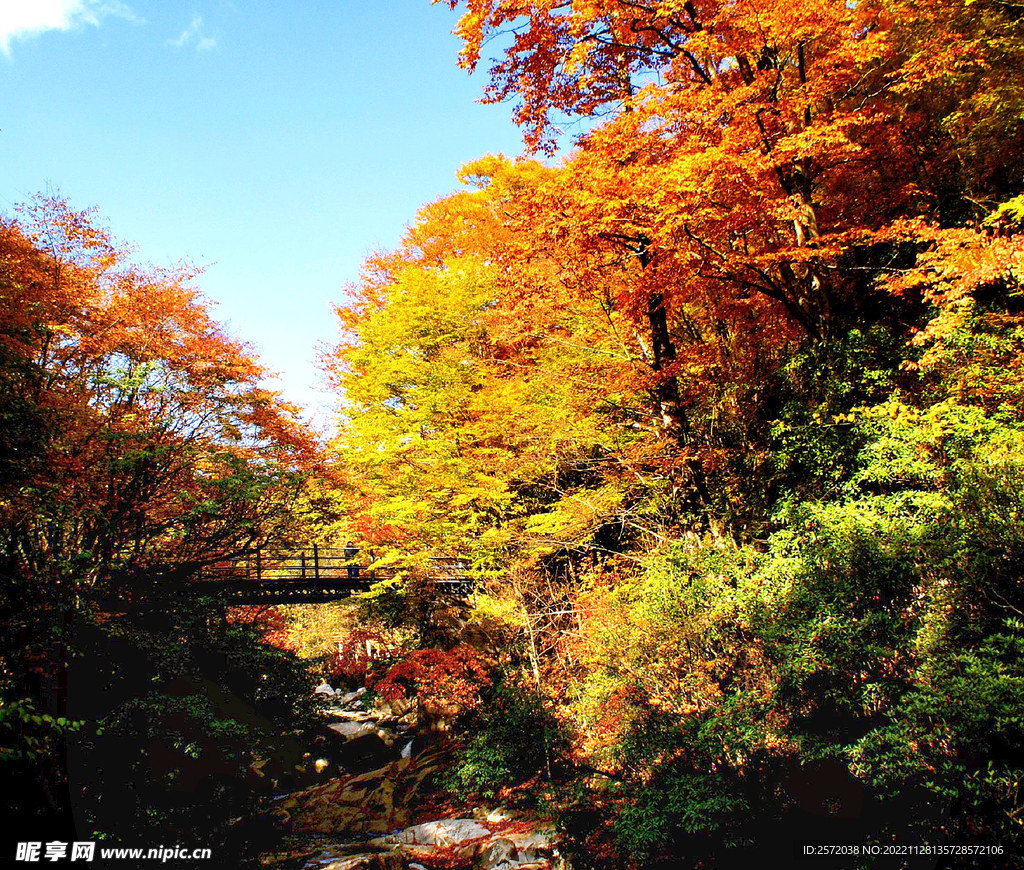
[444,678,563,799]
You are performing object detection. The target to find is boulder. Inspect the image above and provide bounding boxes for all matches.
[327,721,377,741]
[483,838,518,869]
[368,818,493,868]
[375,728,398,748]
[375,818,491,847]
[314,682,335,696]
[388,696,416,717]
[372,695,417,729]
[285,745,451,835]
[335,687,368,707]
[508,826,558,858]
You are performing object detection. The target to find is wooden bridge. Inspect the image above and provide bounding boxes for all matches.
[192,547,470,604]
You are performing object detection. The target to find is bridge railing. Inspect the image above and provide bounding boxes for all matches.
[198,547,469,585]
[192,548,472,603]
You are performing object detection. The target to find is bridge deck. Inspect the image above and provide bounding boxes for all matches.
[192,547,470,603]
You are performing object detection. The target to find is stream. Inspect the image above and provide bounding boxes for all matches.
[254,682,561,870]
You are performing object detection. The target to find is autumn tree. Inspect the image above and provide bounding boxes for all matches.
[434,0,1024,516]
[0,195,318,835]
[317,0,1024,859]
[1,196,316,586]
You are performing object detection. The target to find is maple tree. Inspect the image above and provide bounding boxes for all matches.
[438,0,1024,438]
[370,644,491,717]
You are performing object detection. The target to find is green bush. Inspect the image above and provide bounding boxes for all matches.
[444,678,563,799]
[615,766,750,859]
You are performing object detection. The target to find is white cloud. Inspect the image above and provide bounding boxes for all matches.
[168,14,215,52]
[0,0,139,57]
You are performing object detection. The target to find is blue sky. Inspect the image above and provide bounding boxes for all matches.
[0,1,539,423]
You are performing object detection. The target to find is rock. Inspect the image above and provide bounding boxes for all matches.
[387,695,417,719]
[325,708,375,723]
[486,807,512,822]
[314,758,330,774]
[483,838,518,869]
[315,682,335,696]
[328,721,377,741]
[518,830,557,850]
[375,816,553,868]
[376,818,491,847]
[287,744,451,835]
[511,827,558,855]
[400,740,412,759]
[335,687,368,707]
[507,825,559,863]
[303,852,403,870]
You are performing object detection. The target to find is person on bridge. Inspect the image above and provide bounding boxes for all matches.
[344,541,360,579]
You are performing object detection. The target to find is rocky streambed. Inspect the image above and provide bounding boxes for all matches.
[256,683,562,870]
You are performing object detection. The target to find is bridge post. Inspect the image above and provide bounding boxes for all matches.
[313,543,320,580]
[301,551,306,579]
[256,547,262,581]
